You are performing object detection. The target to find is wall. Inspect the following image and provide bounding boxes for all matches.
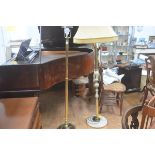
[0,27,6,64]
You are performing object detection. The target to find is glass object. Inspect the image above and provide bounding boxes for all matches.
[108,49,116,68]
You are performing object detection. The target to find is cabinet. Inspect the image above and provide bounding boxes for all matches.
[114,26,129,46]
[133,48,155,60]
[100,26,134,66]
[114,26,134,62]
[118,65,142,92]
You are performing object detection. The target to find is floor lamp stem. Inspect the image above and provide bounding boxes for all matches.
[94,43,100,119]
[65,38,69,124]
[57,27,75,129]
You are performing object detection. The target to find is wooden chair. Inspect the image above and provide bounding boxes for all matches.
[99,67,126,115]
[140,96,155,129]
[122,96,155,129]
[122,104,142,129]
[141,55,155,105]
[0,97,42,129]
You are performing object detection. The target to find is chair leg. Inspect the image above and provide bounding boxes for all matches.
[116,93,119,106]
[99,103,102,114]
[71,81,75,96]
[141,87,148,106]
[119,93,123,116]
[99,92,103,113]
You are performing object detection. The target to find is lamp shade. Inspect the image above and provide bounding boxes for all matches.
[73,26,118,44]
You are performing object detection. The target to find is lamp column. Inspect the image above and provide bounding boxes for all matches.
[58,27,75,129]
[93,44,100,121]
[86,43,108,128]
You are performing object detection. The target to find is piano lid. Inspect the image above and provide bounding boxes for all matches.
[39,26,85,48]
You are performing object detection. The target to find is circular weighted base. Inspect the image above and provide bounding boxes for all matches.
[57,123,75,129]
[86,115,107,128]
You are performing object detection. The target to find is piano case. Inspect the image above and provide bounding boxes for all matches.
[39,26,79,48]
[0,97,42,129]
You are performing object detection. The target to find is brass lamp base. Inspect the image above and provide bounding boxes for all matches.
[57,123,75,129]
[86,115,107,128]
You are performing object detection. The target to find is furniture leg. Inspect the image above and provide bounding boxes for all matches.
[120,93,123,115]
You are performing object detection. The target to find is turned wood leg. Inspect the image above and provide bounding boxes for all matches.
[88,73,94,97]
[120,93,123,116]
[99,93,103,113]
[116,93,119,106]
[141,87,148,106]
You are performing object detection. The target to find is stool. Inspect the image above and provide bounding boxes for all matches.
[100,82,126,115]
[0,97,42,129]
[72,76,88,97]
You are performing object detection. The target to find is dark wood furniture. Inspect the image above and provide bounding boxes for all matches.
[141,55,155,105]
[0,97,42,129]
[140,104,155,129]
[118,64,142,92]
[0,48,94,128]
[0,49,94,98]
[122,96,155,129]
[122,104,142,129]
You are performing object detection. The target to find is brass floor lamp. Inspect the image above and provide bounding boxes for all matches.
[58,27,75,129]
[73,27,118,128]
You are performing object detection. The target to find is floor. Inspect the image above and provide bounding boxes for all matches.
[39,83,142,129]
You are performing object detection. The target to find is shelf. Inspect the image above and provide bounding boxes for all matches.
[118,34,130,36]
[116,45,130,47]
[106,45,130,47]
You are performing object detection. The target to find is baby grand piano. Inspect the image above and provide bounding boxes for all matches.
[0,26,94,98]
